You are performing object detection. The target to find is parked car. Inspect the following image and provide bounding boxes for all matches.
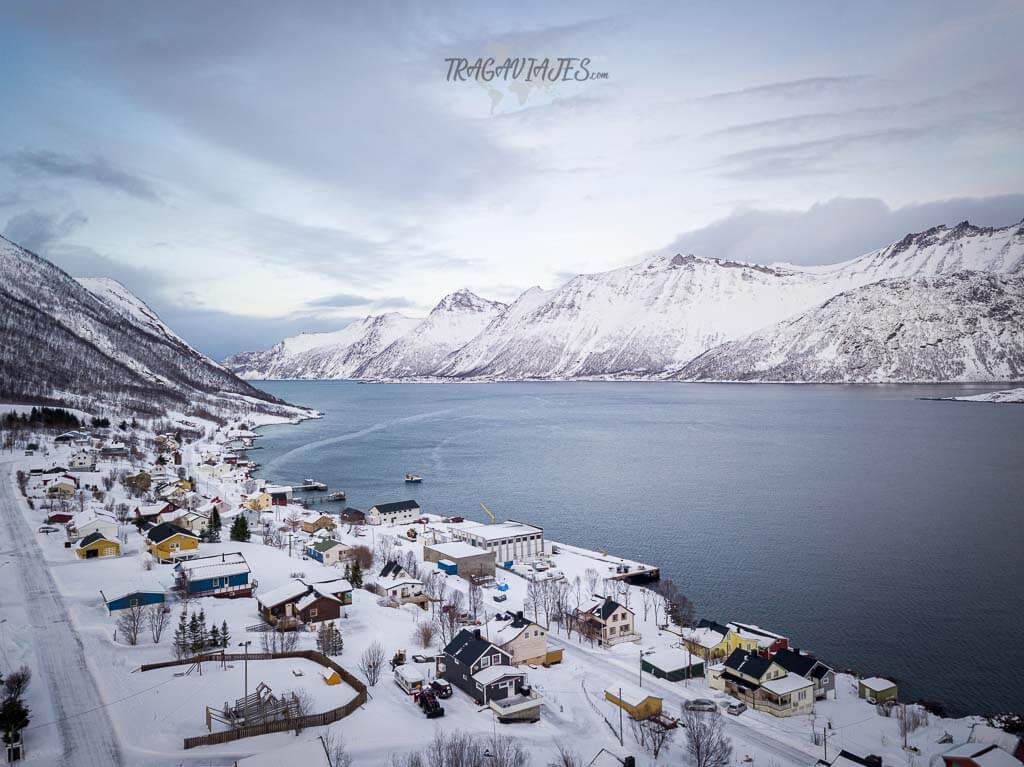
[411,654,435,663]
[430,679,452,699]
[684,699,717,712]
[37,525,58,534]
[493,593,508,602]
[726,701,747,715]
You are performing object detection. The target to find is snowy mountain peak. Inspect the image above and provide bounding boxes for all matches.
[431,288,506,315]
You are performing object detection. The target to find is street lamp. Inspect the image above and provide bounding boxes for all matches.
[238,640,252,710]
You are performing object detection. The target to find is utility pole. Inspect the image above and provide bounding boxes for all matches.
[823,726,829,762]
[618,687,624,745]
[238,640,252,713]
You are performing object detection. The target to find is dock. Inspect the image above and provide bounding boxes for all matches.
[292,480,328,492]
[552,542,660,584]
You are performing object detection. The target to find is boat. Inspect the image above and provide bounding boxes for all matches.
[405,473,423,483]
[326,491,346,502]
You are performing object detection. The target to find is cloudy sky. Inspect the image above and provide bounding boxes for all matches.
[2,1,1022,358]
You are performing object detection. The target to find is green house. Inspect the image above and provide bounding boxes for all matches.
[858,677,897,703]
[641,648,704,682]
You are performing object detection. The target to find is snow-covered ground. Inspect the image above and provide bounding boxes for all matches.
[944,386,1024,403]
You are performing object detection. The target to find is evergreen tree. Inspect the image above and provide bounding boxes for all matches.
[349,559,362,588]
[210,624,221,648]
[343,562,351,580]
[188,613,201,653]
[173,611,189,659]
[230,514,250,542]
[221,620,230,648]
[208,509,222,543]
[197,609,208,649]
[0,697,30,745]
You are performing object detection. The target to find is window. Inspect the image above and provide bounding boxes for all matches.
[481,656,491,668]
[798,690,807,701]
[309,608,318,618]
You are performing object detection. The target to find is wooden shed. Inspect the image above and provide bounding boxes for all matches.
[858,677,897,703]
[76,532,121,560]
[604,683,663,721]
[642,648,705,682]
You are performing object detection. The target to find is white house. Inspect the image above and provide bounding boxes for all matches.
[68,509,118,542]
[367,500,420,526]
[451,520,544,564]
[67,450,97,472]
[483,611,548,665]
[372,561,424,603]
[576,596,637,646]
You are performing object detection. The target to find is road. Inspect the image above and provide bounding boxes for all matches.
[546,634,820,767]
[0,467,124,767]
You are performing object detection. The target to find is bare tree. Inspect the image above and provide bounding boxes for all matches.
[146,605,170,643]
[526,578,543,624]
[352,544,374,570]
[261,626,299,653]
[359,641,386,686]
[2,666,31,700]
[486,732,529,767]
[413,621,436,649]
[116,604,145,645]
[585,568,600,597]
[285,510,302,533]
[436,590,465,645]
[682,708,733,767]
[402,549,420,579]
[548,743,583,767]
[657,579,696,628]
[467,582,483,621]
[321,727,353,767]
[640,588,653,623]
[375,536,396,565]
[631,717,675,758]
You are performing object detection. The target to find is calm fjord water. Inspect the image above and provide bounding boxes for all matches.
[253,381,1024,716]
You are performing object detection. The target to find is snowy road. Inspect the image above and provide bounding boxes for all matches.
[0,469,125,767]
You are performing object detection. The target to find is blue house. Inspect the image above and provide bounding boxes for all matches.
[174,552,253,598]
[101,589,166,614]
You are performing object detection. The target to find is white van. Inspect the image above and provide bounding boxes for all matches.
[394,665,425,694]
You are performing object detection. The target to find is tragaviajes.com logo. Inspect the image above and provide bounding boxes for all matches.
[444,56,609,83]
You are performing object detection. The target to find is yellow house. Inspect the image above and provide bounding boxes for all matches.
[301,515,337,534]
[146,522,200,563]
[245,492,272,512]
[604,684,663,721]
[684,620,758,661]
[77,532,121,560]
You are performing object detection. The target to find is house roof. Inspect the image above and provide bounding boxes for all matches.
[483,612,540,646]
[773,649,820,677]
[583,596,631,621]
[371,499,420,514]
[723,649,773,679]
[427,541,491,559]
[457,520,542,541]
[311,578,352,597]
[312,539,350,553]
[830,751,882,767]
[79,531,116,548]
[175,553,250,581]
[761,674,813,696]
[643,648,702,673]
[258,579,311,608]
[445,628,507,667]
[684,625,727,649]
[728,621,787,648]
[944,745,1023,767]
[296,592,337,612]
[605,682,660,708]
[860,677,896,692]
[473,665,525,686]
[145,522,198,544]
[698,618,733,638]
[379,560,407,579]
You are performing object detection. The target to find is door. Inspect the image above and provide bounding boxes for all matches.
[85,548,98,559]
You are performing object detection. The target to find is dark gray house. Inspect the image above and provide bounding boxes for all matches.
[440,628,542,722]
[772,649,835,699]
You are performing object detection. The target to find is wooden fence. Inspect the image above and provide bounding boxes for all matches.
[139,649,367,749]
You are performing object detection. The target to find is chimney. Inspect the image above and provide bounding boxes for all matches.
[624,758,636,767]
[473,629,482,640]
[516,610,524,622]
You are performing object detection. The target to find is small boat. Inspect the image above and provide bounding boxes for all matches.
[326,491,346,502]
[404,473,423,483]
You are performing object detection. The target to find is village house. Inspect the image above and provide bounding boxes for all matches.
[338,507,365,525]
[155,479,192,505]
[440,628,542,723]
[576,596,637,646]
[641,647,705,681]
[772,649,835,699]
[174,552,252,598]
[371,561,425,604]
[858,677,898,704]
[728,621,789,657]
[76,532,121,560]
[450,520,544,565]
[67,509,118,543]
[257,577,353,628]
[423,541,496,580]
[301,515,337,535]
[367,499,420,526]
[710,648,814,717]
[67,449,97,472]
[818,751,884,767]
[133,501,177,527]
[682,619,752,663]
[146,522,200,563]
[243,491,273,512]
[124,470,152,494]
[55,430,91,445]
[305,539,353,567]
[942,744,1024,767]
[101,589,166,614]
[45,475,78,499]
[100,443,129,459]
[173,508,211,535]
[604,683,663,721]
[482,611,549,665]
[261,484,293,506]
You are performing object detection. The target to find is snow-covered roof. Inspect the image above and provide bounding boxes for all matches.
[683,626,726,649]
[72,509,116,528]
[263,485,292,494]
[457,520,542,541]
[760,674,812,696]
[427,541,490,558]
[859,676,896,692]
[234,736,331,767]
[312,578,352,596]
[175,552,249,580]
[605,682,659,708]
[258,579,310,608]
[296,592,335,612]
[944,745,1022,767]
[970,725,1023,754]
[728,621,787,648]
[643,648,702,672]
[473,665,524,685]
[482,614,539,646]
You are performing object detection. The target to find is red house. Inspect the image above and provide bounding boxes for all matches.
[728,621,789,657]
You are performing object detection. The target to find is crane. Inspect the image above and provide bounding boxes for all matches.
[479,501,497,524]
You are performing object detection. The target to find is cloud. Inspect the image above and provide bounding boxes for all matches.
[3,209,88,253]
[6,150,161,202]
[696,76,872,104]
[305,292,373,309]
[660,195,1024,266]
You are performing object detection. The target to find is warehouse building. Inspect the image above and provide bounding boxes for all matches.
[451,520,544,565]
[423,541,495,579]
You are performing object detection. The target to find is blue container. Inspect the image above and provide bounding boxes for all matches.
[438,559,458,575]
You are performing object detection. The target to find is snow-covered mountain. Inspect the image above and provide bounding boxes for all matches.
[0,235,306,417]
[354,290,507,379]
[224,218,1024,383]
[675,271,1024,382]
[223,313,419,379]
